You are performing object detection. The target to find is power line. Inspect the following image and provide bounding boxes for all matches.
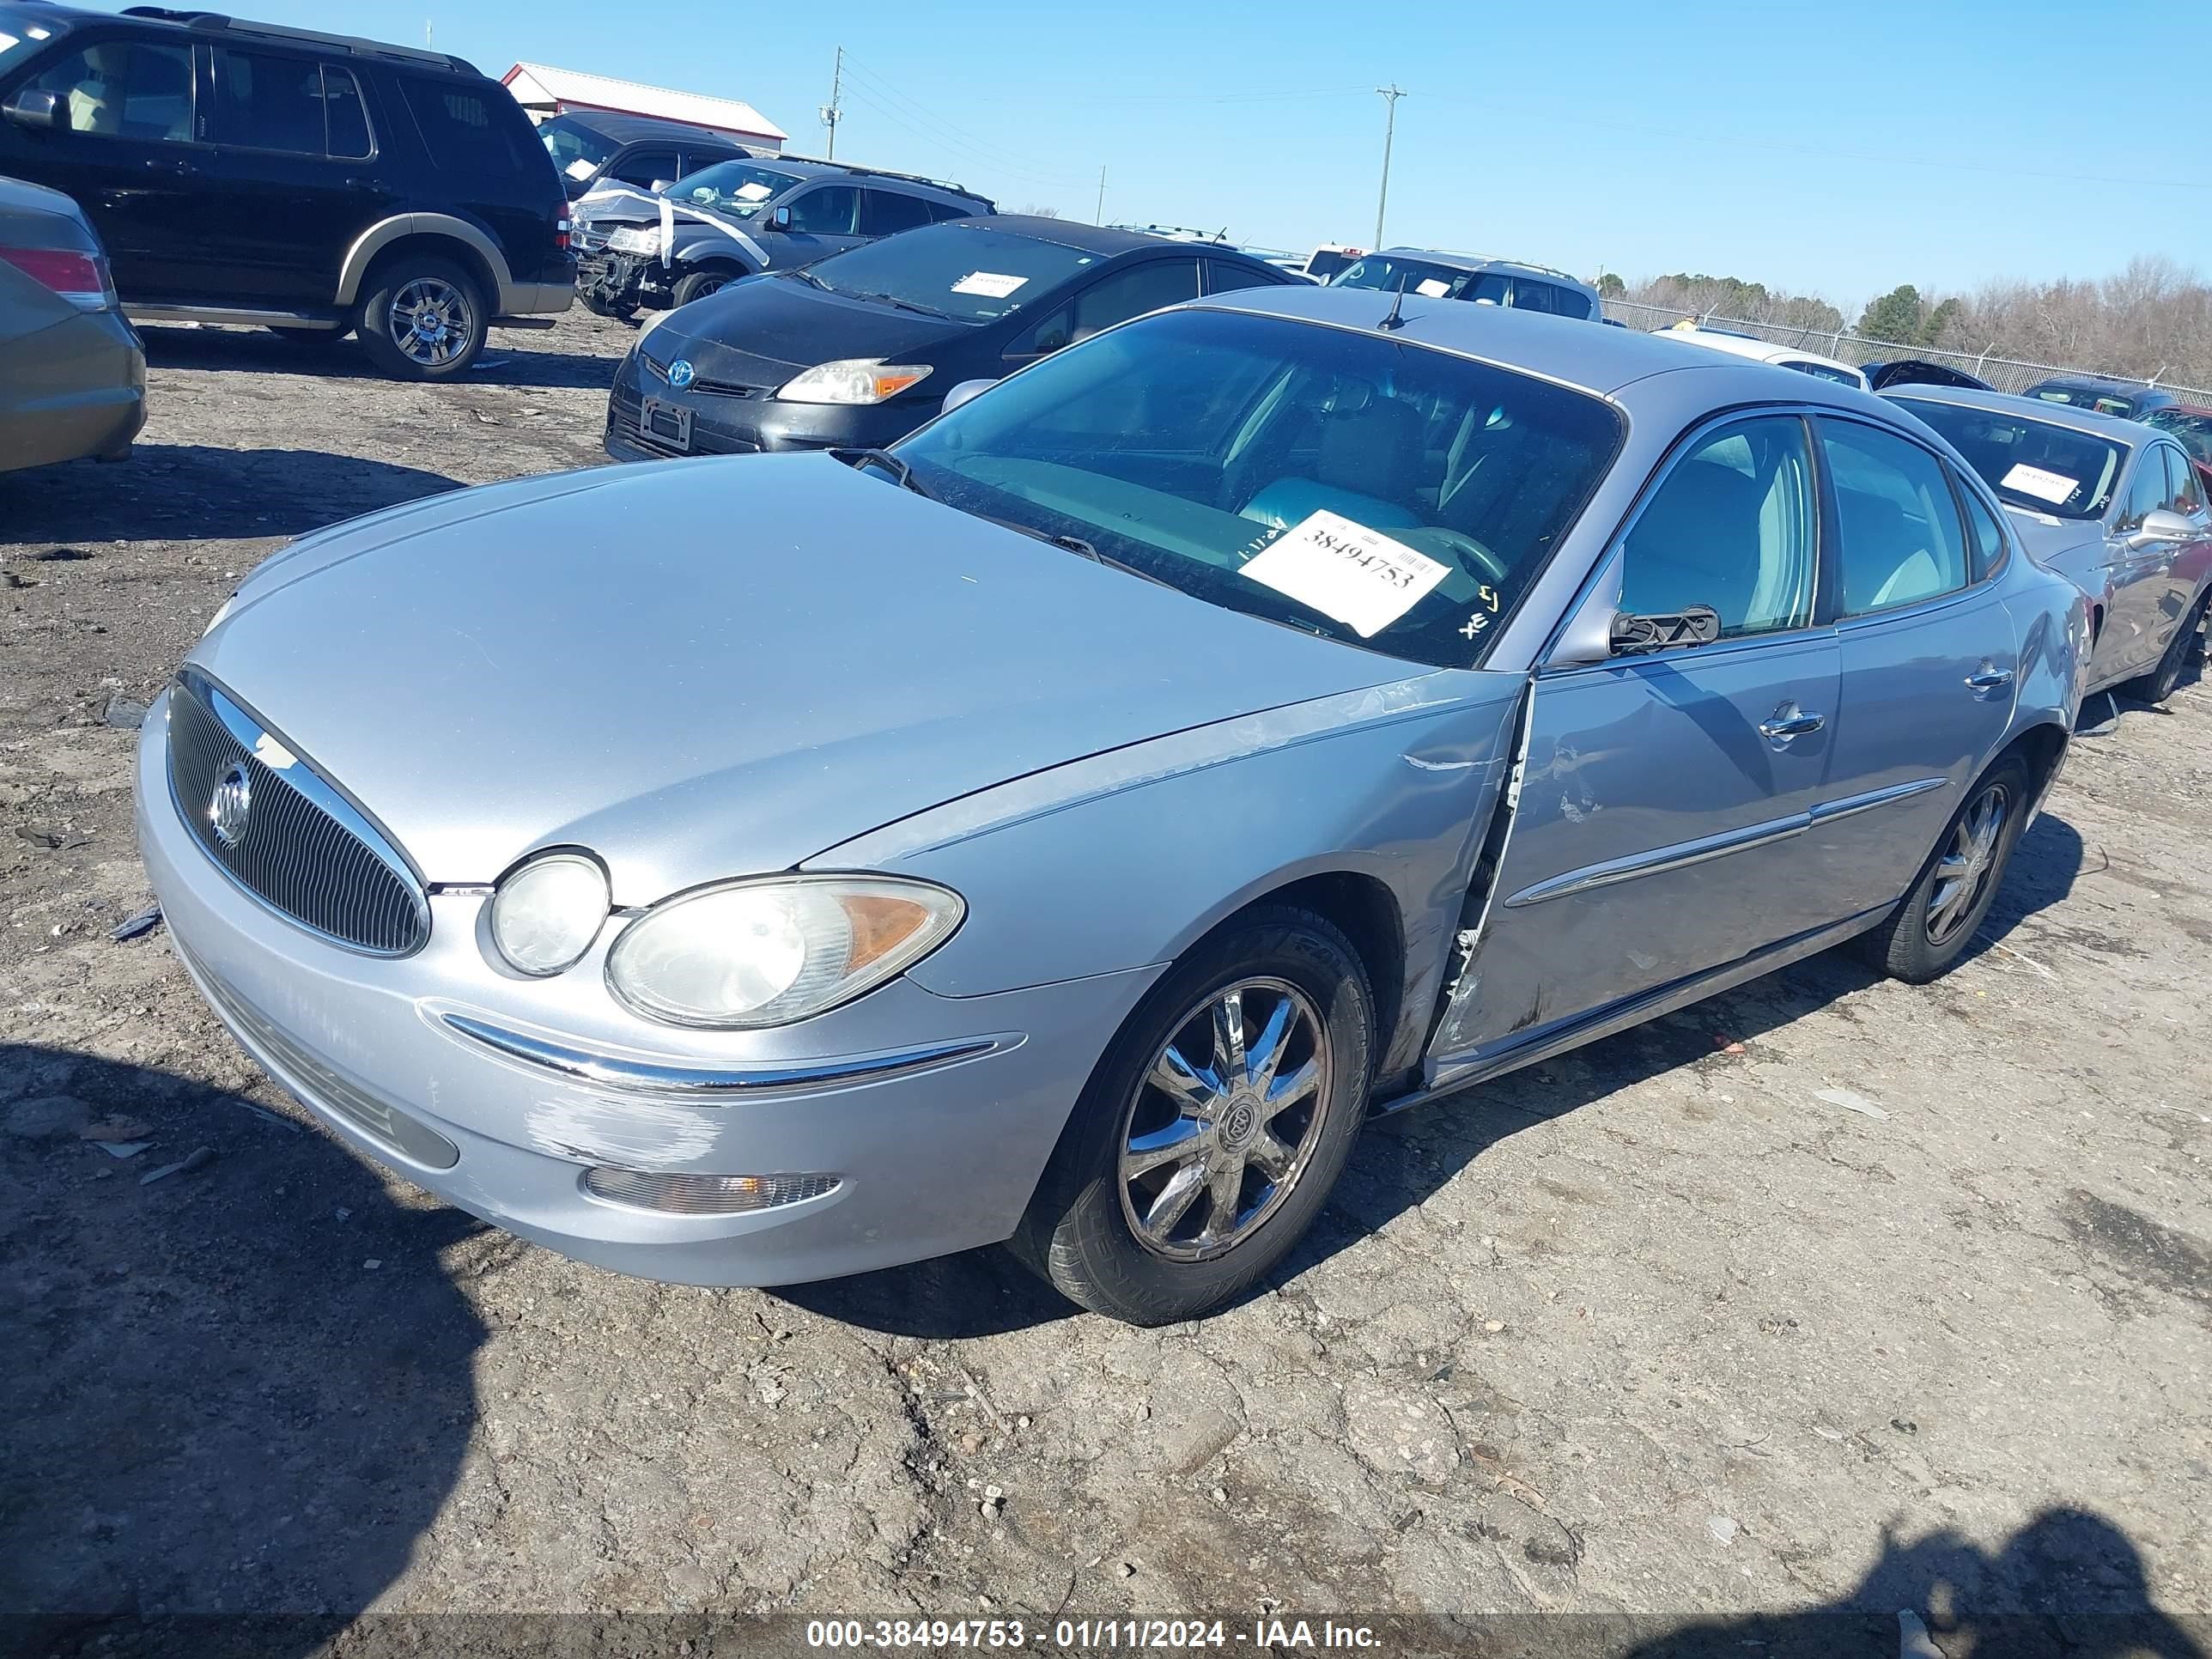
[833,82,1088,192]
[836,54,1089,185]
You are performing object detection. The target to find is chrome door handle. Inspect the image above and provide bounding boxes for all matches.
[1966,668,2014,691]
[1759,710,1826,739]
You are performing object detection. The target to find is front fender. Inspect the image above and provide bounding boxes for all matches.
[809,672,1525,1073]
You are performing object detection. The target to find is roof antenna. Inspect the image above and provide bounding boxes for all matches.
[1378,273,1408,331]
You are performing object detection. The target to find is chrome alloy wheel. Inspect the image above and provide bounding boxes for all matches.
[386,276,474,368]
[1927,780,2010,946]
[1117,977,1331,1262]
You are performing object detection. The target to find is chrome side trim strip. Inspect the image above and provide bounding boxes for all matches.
[1809,776,1948,825]
[130,304,342,329]
[438,1012,1002,1097]
[1502,810,1808,908]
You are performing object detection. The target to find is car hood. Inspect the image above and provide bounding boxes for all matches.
[652,276,969,378]
[188,456,1413,900]
[2003,505,2105,581]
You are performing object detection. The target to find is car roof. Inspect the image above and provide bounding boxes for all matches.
[29,3,483,76]
[550,109,750,147]
[1881,383,2158,445]
[951,215,1279,261]
[1359,247,1594,291]
[1659,325,1862,377]
[1196,285,1900,406]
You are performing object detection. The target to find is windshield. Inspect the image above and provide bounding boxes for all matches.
[665,160,801,217]
[1782,360,1865,388]
[2146,410,2212,465]
[892,307,1623,668]
[802,224,1098,323]
[1304,248,1356,282]
[538,115,616,185]
[1895,397,2128,520]
[0,9,64,76]
[2028,383,2139,419]
[1332,254,1506,305]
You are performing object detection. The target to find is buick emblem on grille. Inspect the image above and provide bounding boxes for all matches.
[667,358,695,389]
[209,761,252,848]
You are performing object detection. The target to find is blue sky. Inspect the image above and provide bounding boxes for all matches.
[95,0,2212,307]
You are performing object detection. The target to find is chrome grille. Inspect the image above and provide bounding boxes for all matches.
[167,672,429,957]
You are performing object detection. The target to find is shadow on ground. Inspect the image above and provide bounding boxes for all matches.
[0,443,462,545]
[1613,1506,2208,1657]
[0,1043,484,1653]
[787,811,2089,1341]
[138,325,617,392]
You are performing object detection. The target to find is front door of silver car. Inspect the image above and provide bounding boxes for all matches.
[1815,417,2020,917]
[2101,445,2182,677]
[1427,413,1841,1064]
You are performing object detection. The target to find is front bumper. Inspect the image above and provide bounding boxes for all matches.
[605,346,934,461]
[136,693,1160,1286]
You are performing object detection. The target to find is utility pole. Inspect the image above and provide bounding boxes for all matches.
[1373,84,1405,248]
[820,46,843,160]
[1096,165,1106,224]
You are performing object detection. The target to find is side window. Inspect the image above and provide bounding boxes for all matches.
[1619,416,1818,639]
[2117,448,2169,532]
[2163,446,2204,516]
[210,49,325,155]
[322,66,371,159]
[1203,258,1279,295]
[860,189,932,236]
[783,185,860,234]
[609,148,679,189]
[29,39,194,142]
[398,79,535,178]
[1508,281,1556,314]
[1956,472,2008,581]
[1013,260,1200,356]
[1553,287,1595,320]
[1820,420,1970,615]
[926,198,978,222]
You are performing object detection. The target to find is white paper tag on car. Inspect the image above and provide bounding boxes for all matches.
[1239,511,1449,636]
[1415,278,1452,298]
[2002,462,2078,505]
[736,181,774,201]
[951,271,1028,298]
[565,157,597,180]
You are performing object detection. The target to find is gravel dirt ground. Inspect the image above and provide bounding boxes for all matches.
[3,312,2208,1658]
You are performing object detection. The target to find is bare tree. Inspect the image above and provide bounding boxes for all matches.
[1014,204,1061,219]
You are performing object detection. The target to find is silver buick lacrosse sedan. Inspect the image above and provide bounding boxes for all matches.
[138,287,2086,1323]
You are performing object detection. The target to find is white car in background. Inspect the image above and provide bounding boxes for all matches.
[1657,323,1871,391]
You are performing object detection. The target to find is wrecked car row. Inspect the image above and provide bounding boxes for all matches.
[146,288,2089,1322]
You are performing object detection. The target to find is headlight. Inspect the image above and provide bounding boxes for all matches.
[606,875,963,1028]
[605,225,658,254]
[776,359,933,406]
[490,851,611,976]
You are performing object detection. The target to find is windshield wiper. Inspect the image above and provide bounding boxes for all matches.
[786,267,833,291]
[985,522,1180,591]
[830,446,935,500]
[855,290,957,320]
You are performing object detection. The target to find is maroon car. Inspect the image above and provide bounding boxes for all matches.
[2145,404,2212,494]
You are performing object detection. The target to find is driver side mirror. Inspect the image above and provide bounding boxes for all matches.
[649,179,674,192]
[3,88,59,131]
[940,378,998,416]
[771,205,792,230]
[1610,605,1722,656]
[2130,507,2194,549]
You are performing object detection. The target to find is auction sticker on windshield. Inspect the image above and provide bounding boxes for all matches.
[2002,462,2079,506]
[1416,278,1452,298]
[951,272,1028,298]
[736,182,774,201]
[1240,510,1449,636]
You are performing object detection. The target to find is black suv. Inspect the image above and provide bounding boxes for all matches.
[0,3,573,379]
[574,155,992,316]
[536,109,753,202]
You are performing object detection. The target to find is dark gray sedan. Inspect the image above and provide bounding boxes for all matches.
[137,289,2084,1324]
[0,170,141,473]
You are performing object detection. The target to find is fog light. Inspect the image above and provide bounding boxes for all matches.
[583,1168,840,1214]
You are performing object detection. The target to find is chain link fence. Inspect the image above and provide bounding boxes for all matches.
[1597,296,2212,404]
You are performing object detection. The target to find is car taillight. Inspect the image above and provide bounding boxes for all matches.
[556,216,571,252]
[0,244,114,311]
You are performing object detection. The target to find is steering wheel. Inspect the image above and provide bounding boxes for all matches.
[1407,525,1510,585]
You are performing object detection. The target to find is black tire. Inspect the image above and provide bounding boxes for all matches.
[1009,905,1375,1325]
[356,256,487,381]
[671,265,743,308]
[1858,755,2031,984]
[2122,588,2209,705]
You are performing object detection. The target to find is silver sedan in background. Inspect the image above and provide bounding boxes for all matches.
[0,171,142,474]
[1886,386,2212,705]
[137,290,2084,1325]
